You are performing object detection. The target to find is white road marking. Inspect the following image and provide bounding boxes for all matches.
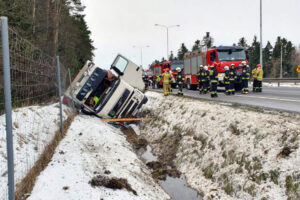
[235,94,300,103]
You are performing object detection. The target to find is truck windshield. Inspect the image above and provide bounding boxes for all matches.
[217,49,246,61]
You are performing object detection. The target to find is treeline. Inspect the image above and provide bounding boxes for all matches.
[154,33,300,78]
[0,0,94,75]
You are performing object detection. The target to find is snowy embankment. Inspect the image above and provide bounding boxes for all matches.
[140,91,300,200]
[263,82,300,88]
[0,103,69,199]
[28,115,169,200]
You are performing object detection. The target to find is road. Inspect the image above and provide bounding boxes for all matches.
[150,86,300,113]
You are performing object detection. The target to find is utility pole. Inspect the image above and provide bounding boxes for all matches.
[260,0,263,68]
[155,24,180,60]
[280,44,283,78]
[133,45,150,68]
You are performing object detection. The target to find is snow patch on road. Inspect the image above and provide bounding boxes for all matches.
[140,91,300,200]
[28,115,169,200]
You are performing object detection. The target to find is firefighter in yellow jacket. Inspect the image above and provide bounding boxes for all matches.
[252,64,263,92]
[162,68,172,96]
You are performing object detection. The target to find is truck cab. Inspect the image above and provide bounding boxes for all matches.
[64,54,148,118]
[207,46,248,85]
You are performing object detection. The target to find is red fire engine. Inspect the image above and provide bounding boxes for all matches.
[184,46,248,90]
[152,60,184,87]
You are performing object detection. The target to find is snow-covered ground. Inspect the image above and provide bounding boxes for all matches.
[263,82,300,88]
[0,103,69,200]
[28,115,169,200]
[140,91,300,200]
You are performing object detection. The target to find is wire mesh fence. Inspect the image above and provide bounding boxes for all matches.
[0,18,69,200]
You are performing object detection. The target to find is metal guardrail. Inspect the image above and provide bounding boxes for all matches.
[261,78,300,87]
[263,78,300,83]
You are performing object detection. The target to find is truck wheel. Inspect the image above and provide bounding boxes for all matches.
[187,79,191,90]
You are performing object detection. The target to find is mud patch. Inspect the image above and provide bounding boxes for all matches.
[121,127,148,150]
[89,175,137,195]
[146,161,181,180]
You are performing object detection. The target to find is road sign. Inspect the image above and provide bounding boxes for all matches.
[297,65,300,73]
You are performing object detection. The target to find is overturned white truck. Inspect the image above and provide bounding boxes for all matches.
[63,54,148,118]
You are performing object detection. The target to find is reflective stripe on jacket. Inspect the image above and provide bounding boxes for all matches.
[197,70,208,82]
[209,69,218,83]
[229,69,237,81]
[176,72,185,84]
[252,68,263,81]
[162,72,172,83]
[241,66,250,80]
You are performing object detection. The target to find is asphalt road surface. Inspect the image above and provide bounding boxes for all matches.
[150,86,300,114]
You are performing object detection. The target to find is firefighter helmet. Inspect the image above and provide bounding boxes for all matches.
[224,66,229,70]
[176,67,181,72]
[231,63,235,66]
[199,65,204,68]
[204,66,208,70]
[257,64,262,68]
[241,61,247,65]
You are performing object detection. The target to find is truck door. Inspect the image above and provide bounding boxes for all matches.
[111,54,145,91]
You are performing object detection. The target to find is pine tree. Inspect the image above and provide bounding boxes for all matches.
[248,36,260,70]
[272,37,296,77]
[263,41,273,77]
[192,40,201,51]
[169,51,174,61]
[238,37,248,47]
[177,43,188,60]
[202,32,214,48]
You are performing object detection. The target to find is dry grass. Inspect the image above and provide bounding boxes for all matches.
[15,114,76,200]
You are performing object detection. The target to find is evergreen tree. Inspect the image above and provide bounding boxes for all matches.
[0,0,95,77]
[238,37,248,47]
[248,36,260,70]
[169,51,174,61]
[177,43,189,60]
[202,32,214,48]
[272,37,296,77]
[262,41,273,77]
[192,40,201,51]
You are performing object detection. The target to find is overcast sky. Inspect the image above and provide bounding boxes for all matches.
[81,0,300,69]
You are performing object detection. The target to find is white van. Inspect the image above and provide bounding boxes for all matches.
[63,54,148,118]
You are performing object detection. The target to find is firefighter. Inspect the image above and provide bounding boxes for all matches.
[156,75,161,89]
[224,66,230,95]
[204,66,210,93]
[252,64,263,92]
[241,61,250,94]
[168,69,174,94]
[209,64,218,98]
[152,75,156,89]
[162,68,172,96]
[176,67,184,96]
[197,65,207,94]
[229,64,237,95]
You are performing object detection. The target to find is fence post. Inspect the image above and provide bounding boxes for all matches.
[67,68,75,110]
[1,16,15,200]
[56,56,64,136]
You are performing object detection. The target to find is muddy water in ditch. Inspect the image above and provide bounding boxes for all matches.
[139,146,202,200]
